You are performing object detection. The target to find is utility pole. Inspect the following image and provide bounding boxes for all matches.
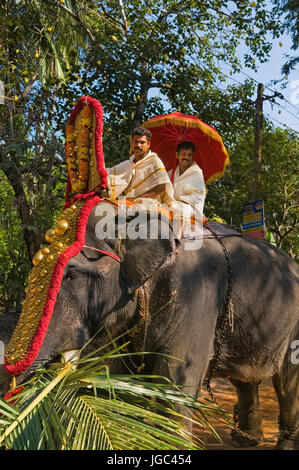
[251,83,263,201]
[250,84,284,201]
[242,84,284,240]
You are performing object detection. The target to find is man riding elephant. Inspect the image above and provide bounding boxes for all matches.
[168,141,206,217]
[106,127,174,210]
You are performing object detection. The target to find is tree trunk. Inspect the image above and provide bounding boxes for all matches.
[3,156,38,261]
[251,83,263,201]
[131,69,151,131]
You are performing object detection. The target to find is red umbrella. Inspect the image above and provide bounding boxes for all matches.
[141,112,229,184]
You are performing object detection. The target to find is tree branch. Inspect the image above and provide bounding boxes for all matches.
[20,74,38,101]
[118,0,129,37]
[45,0,95,41]
[149,82,172,89]
[100,4,127,33]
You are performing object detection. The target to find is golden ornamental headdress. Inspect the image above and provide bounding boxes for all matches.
[5,97,108,378]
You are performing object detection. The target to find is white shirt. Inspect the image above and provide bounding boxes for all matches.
[168,162,206,216]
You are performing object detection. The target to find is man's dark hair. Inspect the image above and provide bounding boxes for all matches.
[176,141,196,153]
[131,127,152,141]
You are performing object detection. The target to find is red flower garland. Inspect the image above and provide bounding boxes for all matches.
[0,387,24,417]
[3,387,24,402]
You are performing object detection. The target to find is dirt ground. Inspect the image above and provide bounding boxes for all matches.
[196,377,279,450]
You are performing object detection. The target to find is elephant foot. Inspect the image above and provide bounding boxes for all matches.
[275,426,299,450]
[275,438,298,450]
[230,402,264,448]
[231,428,264,448]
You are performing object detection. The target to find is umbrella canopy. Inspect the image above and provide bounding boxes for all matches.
[141,112,229,185]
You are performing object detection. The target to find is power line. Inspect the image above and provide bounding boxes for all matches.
[263,84,299,115]
[275,102,299,122]
[193,47,299,125]
[278,96,299,114]
[236,69,299,114]
[219,62,299,125]
[220,72,246,88]
[263,111,299,135]
[222,79,299,134]
[188,55,299,134]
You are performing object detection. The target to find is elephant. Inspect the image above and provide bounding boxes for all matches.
[1,206,299,450]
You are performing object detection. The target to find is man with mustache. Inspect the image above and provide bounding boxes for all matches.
[168,141,206,217]
[107,127,174,209]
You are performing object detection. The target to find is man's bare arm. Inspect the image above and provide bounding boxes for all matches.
[130,183,166,199]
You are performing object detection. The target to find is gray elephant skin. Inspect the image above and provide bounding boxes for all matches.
[1,208,298,450]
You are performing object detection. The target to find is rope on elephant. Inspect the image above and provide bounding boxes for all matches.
[136,284,151,373]
[200,223,234,402]
[127,284,151,373]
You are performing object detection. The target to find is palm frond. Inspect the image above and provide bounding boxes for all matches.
[0,344,227,450]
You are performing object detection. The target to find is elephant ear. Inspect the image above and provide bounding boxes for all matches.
[119,215,176,293]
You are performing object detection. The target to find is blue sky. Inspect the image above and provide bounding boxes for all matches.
[231,33,299,133]
[149,4,299,134]
[225,0,299,133]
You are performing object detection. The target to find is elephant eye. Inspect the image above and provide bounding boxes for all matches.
[65,267,77,282]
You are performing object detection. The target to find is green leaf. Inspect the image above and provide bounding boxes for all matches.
[0,345,224,450]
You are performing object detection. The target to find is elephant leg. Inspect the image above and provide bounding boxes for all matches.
[150,356,201,436]
[272,363,299,450]
[229,378,264,447]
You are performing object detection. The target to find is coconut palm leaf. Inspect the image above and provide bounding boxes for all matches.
[0,345,228,450]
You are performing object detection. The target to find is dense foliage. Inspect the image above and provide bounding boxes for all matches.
[273,0,299,74]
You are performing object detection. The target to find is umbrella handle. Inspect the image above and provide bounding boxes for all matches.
[170,164,177,183]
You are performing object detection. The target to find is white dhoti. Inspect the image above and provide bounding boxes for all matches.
[108,151,174,211]
[168,163,206,242]
[168,162,206,219]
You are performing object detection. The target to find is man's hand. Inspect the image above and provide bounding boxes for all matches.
[94,186,109,198]
[137,183,166,199]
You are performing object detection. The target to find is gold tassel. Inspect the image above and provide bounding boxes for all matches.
[10,376,17,392]
[137,363,145,373]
